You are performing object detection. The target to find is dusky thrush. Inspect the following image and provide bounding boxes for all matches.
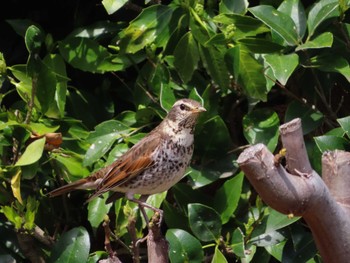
[48,98,206,223]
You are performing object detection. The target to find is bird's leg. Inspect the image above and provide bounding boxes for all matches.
[126,193,163,227]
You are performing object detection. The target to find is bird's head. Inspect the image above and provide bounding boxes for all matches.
[167,99,206,129]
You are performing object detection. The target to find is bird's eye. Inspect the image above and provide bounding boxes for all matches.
[180,104,186,111]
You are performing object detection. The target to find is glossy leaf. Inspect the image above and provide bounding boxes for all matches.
[25,25,43,53]
[174,32,199,83]
[307,0,339,38]
[314,135,350,152]
[43,54,68,118]
[278,0,306,38]
[337,116,350,138]
[118,5,174,53]
[243,109,280,152]
[282,229,317,263]
[11,169,23,204]
[88,194,113,229]
[166,229,204,263]
[194,115,232,159]
[285,101,323,134]
[238,38,283,53]
[199,45,230,92]
[310,54,350,82]
[49,227,90,263]
[102,0,128,15]
[59,37,133,73]
[264,53,299,85]
[219,0,248,14]
[231,228,246,257]
[249,5,299,46]
[211,246,228,263]
[239,50,267,101]
[296,32,333,51]
[15,137,45,166]
[83,120,131,166]
[213,172,244,224]
[213,14,269,40]
[250,209,300,247]
[188,203,222,242]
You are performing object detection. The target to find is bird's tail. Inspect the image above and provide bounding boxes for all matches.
[48,178,90,197]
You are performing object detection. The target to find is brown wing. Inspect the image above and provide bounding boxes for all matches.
[85,131,162,202]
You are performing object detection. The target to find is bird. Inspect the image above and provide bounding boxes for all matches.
[48,98,206,224]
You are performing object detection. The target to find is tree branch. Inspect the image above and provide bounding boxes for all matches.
[237,118,350,262]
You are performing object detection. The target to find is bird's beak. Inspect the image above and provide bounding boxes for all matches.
[192,106,206,113]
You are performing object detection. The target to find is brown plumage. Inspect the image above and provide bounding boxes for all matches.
[48,99,206,221]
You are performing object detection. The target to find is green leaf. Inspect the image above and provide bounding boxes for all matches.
[43,54,68,118]
[25,25,44,53]
[213,14,269,40]
[59,37,131,73]
[219,0,248,14]
[23,196,39,230]
[195,115,232,159]
[174,32,199,83]
[265,241,285,262]
[15,137,45,166]
[49,227,90,263]
[211,246,228,263]
[239,51,267,101]
[307,0,339,38]
[296,32,333,51]
[264,53,299,85]
[102,0,128,15]
[282,227,317,263]
[243,109,280,152]
[309,54,350,82]
[36,61,57,114]
[199,45,230,92]
[314,135,350,152]
[53,153,90,179]
[166,229,204,263]
[188,203,222,242]
[337,116,350,138]
[118,5,174,53]
[249,5,299,46]
[87,193,112,229]
[278,0,306,38]
[285,101,323,134]
[231,228,246,257]
[83,120,132,166]
[212,172,244,224]
[250,209,300,247]
[238,38,284,53]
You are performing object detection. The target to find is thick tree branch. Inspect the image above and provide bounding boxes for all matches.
[237,118,350,262]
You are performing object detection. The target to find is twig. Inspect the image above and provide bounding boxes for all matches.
[25,74,38,124]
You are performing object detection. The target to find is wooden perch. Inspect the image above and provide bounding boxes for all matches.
[237,118,350,262]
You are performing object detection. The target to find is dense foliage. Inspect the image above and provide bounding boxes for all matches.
[1,0,350,262]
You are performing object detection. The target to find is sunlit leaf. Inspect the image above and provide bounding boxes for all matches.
[264,53,299,85]
[249,5,299,46]
[15,137,46,166]
[296,32,333,51]
[11,169,23,204]
[307,0,339,38]
[102,0,128,15]
[87,193,112,229]
[49,227,90,263]
[118,5,175,53]
[166,229,204,263]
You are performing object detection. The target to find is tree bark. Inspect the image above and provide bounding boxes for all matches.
[237,118,350,262]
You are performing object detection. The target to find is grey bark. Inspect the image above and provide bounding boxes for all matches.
[237,118,350,263]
